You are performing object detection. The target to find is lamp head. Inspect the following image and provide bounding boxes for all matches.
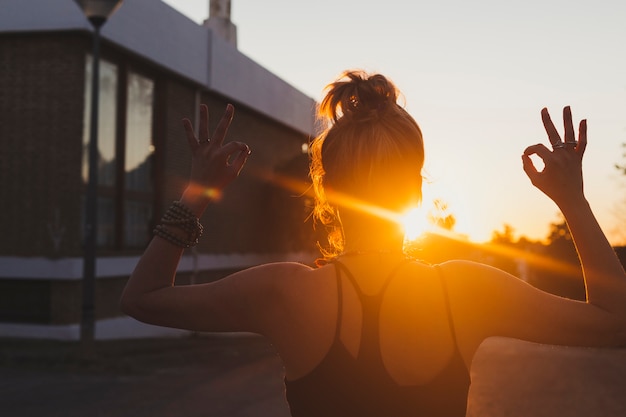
[74,0,123,28]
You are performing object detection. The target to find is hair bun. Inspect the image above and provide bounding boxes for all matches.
[320,70,398,123]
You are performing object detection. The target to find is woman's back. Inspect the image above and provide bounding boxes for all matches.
[277,255,470,416]
[121,70,626,417]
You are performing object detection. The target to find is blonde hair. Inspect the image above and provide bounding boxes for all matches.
[310,70,425,260]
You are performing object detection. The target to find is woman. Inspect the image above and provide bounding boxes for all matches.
[121,70,626,416]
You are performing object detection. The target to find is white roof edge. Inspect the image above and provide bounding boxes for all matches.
[0,253,318,279]
[1,0,317,136]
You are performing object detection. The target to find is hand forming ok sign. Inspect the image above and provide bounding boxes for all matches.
[522,106,587,208]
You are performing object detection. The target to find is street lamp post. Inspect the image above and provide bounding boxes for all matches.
[74,0,123,352]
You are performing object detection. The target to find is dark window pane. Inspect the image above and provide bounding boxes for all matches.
[97,197,115,247]
[124,200,152,247]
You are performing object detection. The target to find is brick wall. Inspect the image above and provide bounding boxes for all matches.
[0,31,316,260]
[219,101,313,254]
[157,84,316,254]
[0,31,317,328]
[0,33,88,257]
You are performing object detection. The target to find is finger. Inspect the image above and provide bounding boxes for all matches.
[199,104,209,142]
[524,143,552,160]
[541,107,562,147]
[219,141,250,163]
[229,144,251,175]
[521,153,539,179]
[211,104,235,148]
[577,119,587,155]
[563,106,575,144]
[183,118,198,151]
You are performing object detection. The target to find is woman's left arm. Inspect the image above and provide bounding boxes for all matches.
[122,251,307,333]
[119,104,297,334]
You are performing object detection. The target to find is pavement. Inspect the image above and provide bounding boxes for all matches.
[467,337,626,417]
[2,334,626,417]
[0,334,291,417]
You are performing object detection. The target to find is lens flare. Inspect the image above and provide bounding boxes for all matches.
[400,206,429,241]
[245,168,585,285]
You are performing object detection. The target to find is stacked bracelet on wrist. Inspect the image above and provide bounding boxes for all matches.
[153,201,204,248]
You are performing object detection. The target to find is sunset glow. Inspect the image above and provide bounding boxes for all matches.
[400,207,430,241]
[163,0,626,246]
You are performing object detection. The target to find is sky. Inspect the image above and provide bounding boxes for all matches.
[162,0,626,244]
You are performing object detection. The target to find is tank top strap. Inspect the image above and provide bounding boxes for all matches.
[379,259,413,296]
[333,259,411,300]
[332,260,361,300]
[332,259,412,362]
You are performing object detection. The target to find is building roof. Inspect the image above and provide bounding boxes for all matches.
[1,0,317,136]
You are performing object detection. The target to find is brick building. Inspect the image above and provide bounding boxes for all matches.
[0,0,319,339]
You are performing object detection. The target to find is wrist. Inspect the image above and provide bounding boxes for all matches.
[556,192,588,208]
[154,201,204,248]
[557,195,591,218]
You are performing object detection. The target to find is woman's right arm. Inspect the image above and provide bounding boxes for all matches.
[522,106,626,315]
[442,107,626,353]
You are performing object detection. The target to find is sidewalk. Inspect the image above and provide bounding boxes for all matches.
[2,335,626,417]
[467,337,626,417]
[0,334,291,417]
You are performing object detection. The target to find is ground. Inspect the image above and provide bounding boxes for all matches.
[0,334,290,417]
[3,334,626,417]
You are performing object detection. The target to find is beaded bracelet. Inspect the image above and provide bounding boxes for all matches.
[153,201,204,248]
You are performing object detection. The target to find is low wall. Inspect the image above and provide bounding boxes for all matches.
[467,337,626,417]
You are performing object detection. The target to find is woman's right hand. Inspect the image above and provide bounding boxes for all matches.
[521,106,587,208]
[180,104,251,216]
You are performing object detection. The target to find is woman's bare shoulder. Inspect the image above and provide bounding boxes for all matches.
[433,259,527,312]
[437,259,519,286]
[226,261,323,298]
[233,261,317,285]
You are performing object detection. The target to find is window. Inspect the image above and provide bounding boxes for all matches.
[124,71,154,247]
[82,56,155,250]
[82,55,118,247]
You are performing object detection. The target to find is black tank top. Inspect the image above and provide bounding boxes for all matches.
[284,261,470,417]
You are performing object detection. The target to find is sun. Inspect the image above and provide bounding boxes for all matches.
[399,206,430,241]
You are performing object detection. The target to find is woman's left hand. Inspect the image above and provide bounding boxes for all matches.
[180,104,250,216]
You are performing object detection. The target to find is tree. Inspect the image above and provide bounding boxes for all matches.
[486,224,523,276]
[545,216,580,267]
[491,224,516,245]
[528,215,585,300]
